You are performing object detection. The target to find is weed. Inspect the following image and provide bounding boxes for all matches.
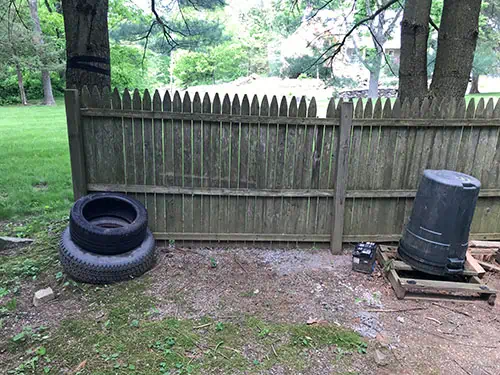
[215,322,224,332]
[210,257,218,268]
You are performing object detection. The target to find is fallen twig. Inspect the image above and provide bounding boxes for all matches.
[452,358,472,375]
[425,317,442,325]
[366,307,426,313]
[271,344,278,358]
[193,322,211,330]
[432,302,472,318]
[233,255,248,274]
[222,346,241,354]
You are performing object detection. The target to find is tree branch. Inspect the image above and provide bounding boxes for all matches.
[367,25,397,76]
[429,17,439,32]
[306,0,398,71]
[306,0,335,22]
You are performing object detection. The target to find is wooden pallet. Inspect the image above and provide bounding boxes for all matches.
[378,245,497,305]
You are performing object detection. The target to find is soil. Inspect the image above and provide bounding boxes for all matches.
[2,245,500,375]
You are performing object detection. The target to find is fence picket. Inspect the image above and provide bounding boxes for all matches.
[210,94,222,236]
[248,95,260,237]
[192,93,203,234]
[494,98,500,118]
[240,95,250,235]
[152,90,165,234]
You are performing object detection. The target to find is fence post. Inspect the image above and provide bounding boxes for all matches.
[331,101,353,254]
[65,89,88,200]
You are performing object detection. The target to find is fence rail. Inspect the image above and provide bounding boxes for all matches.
[65,86,500,252]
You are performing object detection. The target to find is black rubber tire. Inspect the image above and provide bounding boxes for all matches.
[59,227,156,284]
[69,193,148,255]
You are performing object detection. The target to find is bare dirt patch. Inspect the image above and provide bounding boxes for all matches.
[2,244,499,374]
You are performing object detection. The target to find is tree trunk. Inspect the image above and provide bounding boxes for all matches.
[429,0,482,100]
[16,63,28,105]
[469,72,480,94]
[368,69,380,98]
[398,0,432,103]
[61,0,111,91]
[28,0,56,105]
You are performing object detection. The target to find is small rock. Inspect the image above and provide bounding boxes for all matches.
[396,316,405,324]
[374,349,389,366]
[33,287,55,307]
[376,332,392,347]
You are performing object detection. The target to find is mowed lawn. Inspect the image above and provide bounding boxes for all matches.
[0,99,73,221]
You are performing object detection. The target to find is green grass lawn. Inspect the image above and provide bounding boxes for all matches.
[0,99,73,224]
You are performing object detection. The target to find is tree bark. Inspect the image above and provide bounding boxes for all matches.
[61,0,111,91]
[398,0,432,103]
[469,72,480,94]
[16,63,28,105]
[429,0,482,100]
[28,0,56,105]
[368,51,382,98]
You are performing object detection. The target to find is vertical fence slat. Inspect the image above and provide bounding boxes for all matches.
[268,96,279,236]
[277,97,288,237]
[65,90,87,200]
[153,90,165,234]
[171,92,183,235]
[259,96,270,234]
[182,92,193,235]
[240,95,250,235]
[192,93,203,234]
[294,97,308,235]
[143,90,155,231]
[211,94,222,236]
[284,97,298,236]
[202,93,212,237]
[248,96,260,237]
[111,89,124,185]
[230,95,242,235]
[331,102,353,253]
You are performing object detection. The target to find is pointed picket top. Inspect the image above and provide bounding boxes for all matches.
[325,98,335,118]
[241,94,250,116]
[202,93,211,114]
[400,98,410,118]
[298,96,307,117]
[466,98,475,118]
[289,96,298,117]
[111,88,121,110]
[260,95,270,116]
[326,98,335,118]
[90,85,101,108]
[364,98,373,118]
[101,86,111,109]
[172,91,182,112]
[122,88,131,110]
[132,88,142,110]
[484,98,494,119]
[334,98,343,118]
[455,97,466,119]
[279,96,288,117]
[213,93,221,114]
[251,95,259,116]
[475,97,485,118]
[152,90,161,111]
[242,94,250,115]
[81,85,91,108]
[163,91,172,112]
[429,98,440,118]
[182,91,191,113]
[354,98,364,118]
[420,97,431,118]
[373,98,382,118]
[382,98,392,118]
[222,93,231,114]
[232,94,241,115]
[308,97,317,117]
[493,98,500,118]
[193,92,201,113]
[270,96,279,116]
[143,89,152,111]
[392,98,401,118]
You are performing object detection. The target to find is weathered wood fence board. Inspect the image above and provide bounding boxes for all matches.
[66,88,500,252]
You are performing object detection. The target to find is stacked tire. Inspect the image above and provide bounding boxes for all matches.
[59,193,156,284]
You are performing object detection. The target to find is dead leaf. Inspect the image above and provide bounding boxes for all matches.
[73,360,87,373]
[306,317,328,326]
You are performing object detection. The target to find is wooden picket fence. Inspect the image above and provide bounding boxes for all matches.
[65,87,500,252]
